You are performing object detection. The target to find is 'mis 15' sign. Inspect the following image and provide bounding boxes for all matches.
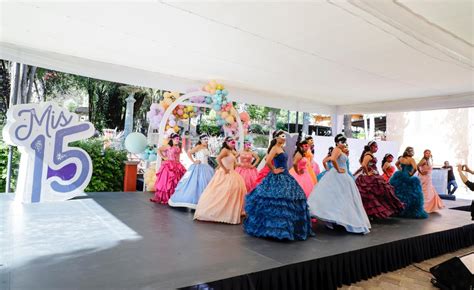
[2,102,95,203]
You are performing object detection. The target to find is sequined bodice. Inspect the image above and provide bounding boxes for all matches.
[239,151,253,165]
[221,154,236,170]
[297,157,308,171]
[401,164,414,173]
[165,146,181,161]
[336,153,348,169]
[194,148,210,164]
[274,152,289,171]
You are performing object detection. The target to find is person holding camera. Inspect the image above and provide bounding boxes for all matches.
[457,164,474,220]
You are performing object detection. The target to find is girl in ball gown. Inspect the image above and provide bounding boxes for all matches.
[244,130,313,241]
[289,140,316,197]
[317,147,334,181]
[389,147,428,218]
[194,136,247,224]
[307,134,371,234]
[236,139,260,192]
[417,149,444,213]
[304,136,321,178]
[382,154,396,182]
[151,133,186,204]
[355,141,404,219]
[168,134,214,209]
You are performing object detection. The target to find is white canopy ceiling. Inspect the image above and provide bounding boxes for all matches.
[1,0,473,114]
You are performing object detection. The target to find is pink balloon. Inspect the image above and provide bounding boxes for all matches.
[177,109,184,115]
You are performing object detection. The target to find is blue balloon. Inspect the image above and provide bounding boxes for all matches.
[148,152,157,162]
[125,132,147,154]
[213,105,221,111]
[206,97,212,104]
[222,89,229,96]
[216,90,222,95]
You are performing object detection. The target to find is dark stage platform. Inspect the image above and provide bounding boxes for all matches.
[1,192,473,290]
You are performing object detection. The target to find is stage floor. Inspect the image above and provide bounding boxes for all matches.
[1,192,472,289]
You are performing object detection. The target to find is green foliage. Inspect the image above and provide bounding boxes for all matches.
[253,134,269,148]
[72,139,128,192]
[276,121,287,131]
[249,123,265,134]
[198,121,221,136]
[0,141,20,193]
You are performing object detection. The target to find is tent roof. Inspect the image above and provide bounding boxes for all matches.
[1,1,473,114]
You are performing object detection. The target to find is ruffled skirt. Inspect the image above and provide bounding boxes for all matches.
[153,160,186,204]
[390,171,428,218]
[236,166,258,193]
[244,172,313,240]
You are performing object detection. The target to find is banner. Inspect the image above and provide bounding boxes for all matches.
[2,102,95,203]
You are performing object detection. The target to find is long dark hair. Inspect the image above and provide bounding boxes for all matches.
[196,133,209,146]
[327,146,334,157]
[221,136,235,151]
[267,130,285,153]
[381,153,393,166]
[359,141,376,163]
[168,133,180,146]
[293,140,308,157]
[305,136,314,154]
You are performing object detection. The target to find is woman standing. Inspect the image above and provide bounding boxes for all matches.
[304,136,321,178]
[236,139,260,193]
[307,134,371,234]
[194,137,247,224]
[355,141,404,219]
[418,149,444,213]
[244,130,313,241]
[151,133,186,204]
[169,134,214,209]
[390,147,428,218]
[382,154,395,182]
[317,147,334,181]
[289,140,316,197]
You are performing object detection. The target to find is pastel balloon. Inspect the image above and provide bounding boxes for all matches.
[225,116,234,124]
[204,85,211,92]
[210,80,217,89]
[239,111,250,122]
[222,89,228,96]
[124,132,147,154]
[209,89,216,95]
[177,109,184,115]
[183,113,189,119]
[174,125,179,132]
[169,120,176,126]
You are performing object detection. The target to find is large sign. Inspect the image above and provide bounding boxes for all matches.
[2,102,95,203]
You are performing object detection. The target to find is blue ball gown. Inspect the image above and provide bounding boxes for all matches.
[244,152,314,241]
[389,164,428,218]
[308,153,371,234]
[168,149,214,209]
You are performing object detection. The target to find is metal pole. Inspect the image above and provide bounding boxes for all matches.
[287,110,290,132]
[5,62,21,193]
[295,111,299,133]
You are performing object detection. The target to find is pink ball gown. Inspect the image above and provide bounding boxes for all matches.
[152,146,186,204]
[236,151,258,192]
[194,153,247,224]
[418,163,445,213]
[289,158,316,197]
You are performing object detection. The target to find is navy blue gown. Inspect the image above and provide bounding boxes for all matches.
[389,164,428,218]
[244,152,313,240]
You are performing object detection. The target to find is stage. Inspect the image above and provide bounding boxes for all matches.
[1,192,473,290]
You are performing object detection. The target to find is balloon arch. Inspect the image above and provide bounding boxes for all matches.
[147,82,247,170]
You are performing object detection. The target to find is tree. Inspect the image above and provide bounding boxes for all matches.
[343,114,353,138]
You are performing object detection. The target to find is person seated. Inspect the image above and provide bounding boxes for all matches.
[457,164,474,220]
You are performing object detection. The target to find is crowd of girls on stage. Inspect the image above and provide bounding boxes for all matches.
[151,131,447,241]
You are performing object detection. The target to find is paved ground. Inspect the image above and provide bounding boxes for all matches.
[339,245,474,290]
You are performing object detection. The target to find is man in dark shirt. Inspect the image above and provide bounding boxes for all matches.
[443,161,457,195]
[457,164,474,220]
